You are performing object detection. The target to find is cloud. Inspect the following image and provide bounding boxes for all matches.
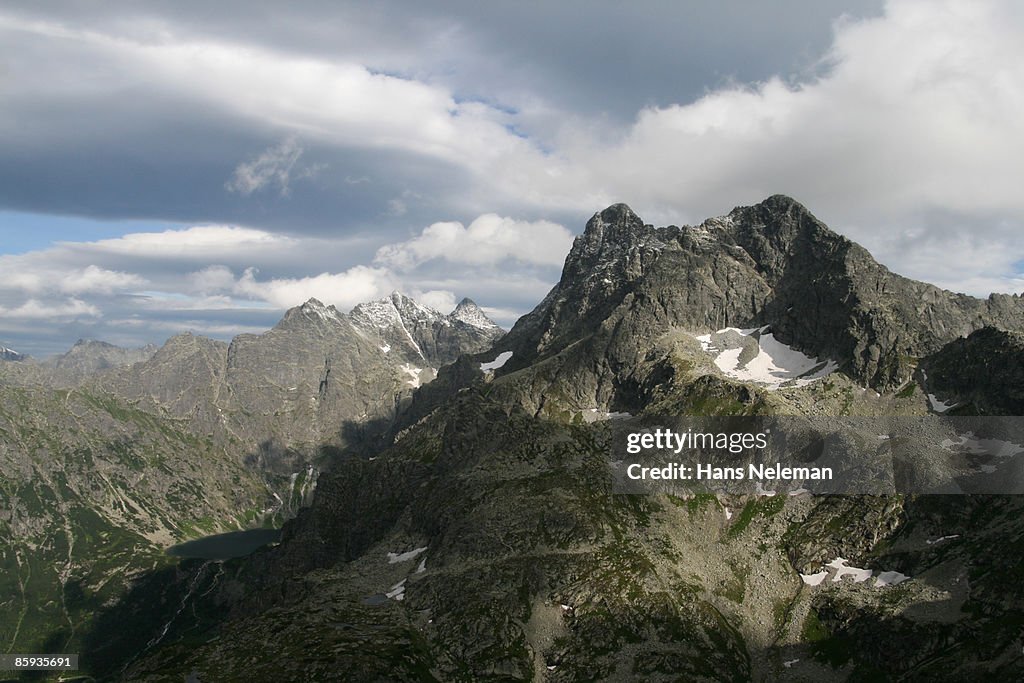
[226,137,323,196]
[528,0,1024,234]
[375,214,573,269]
[234,265,397,309]
[59,265,146,295]
[3,0,1023,354]
[0,298,100,319]
[187,265,239,296]
[76,225,293,258]
[0,210,567,354]
[411,289,457,314]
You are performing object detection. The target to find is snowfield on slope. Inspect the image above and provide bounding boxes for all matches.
[696,327,837,389]
[480,351,513,372]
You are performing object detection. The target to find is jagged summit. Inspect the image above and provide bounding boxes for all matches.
[350,290,503,365]
[505,196,1024,389]
[451,298,501,331]
[297,297,344,323]
[582,202,645,234]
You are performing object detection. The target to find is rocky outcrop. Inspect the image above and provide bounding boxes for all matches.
[922,327,1024,415]
[87,294,502,458]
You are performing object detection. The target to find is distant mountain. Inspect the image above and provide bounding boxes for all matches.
[42,338,158,381]
[350,291,503,366]
[115,197,1024,682]
[94,294,503,463]
[0,344,26,361]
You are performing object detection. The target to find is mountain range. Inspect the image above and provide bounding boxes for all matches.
[0,293,502,667]
[3,196,1024,681]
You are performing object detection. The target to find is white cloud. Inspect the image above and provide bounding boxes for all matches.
[528,0,1024,236]
[375,214,573,269]
[234,266,397,310]
[0,15,532,175]
[226,137,322,196]
[4,0,1023,355]
[75,225,293,258]
[187,265,239,296]
[59,265,146,295]
[411,289,457,314]
[0,298,100,319]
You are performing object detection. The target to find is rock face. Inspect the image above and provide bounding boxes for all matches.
[922,327,1024,415]
[113,198,1024,682]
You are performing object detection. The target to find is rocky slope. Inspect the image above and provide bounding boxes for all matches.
[113,198,1024,681]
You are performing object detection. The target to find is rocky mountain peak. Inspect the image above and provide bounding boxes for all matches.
[581,202,644,238]
[388,291,444,325]
[506,196,1024,390]
[44,338,158,379]
[351,291,503,365]
[450,298,501,331]
[277,298,346,329]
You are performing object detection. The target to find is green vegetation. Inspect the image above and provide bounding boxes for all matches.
[727,496,785,539]
[896,382,917,398]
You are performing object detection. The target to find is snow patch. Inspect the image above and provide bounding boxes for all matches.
[827,558,872,583]
[386,579,406,601]
[928,393,958,413]
[581,408,633,423]
[941,433,1024,458]
[926,534,960,545]
[921,368,959,413]
[803,558,910,588]
[379,344,391,353]
[387,546,427,564]
[400,363,423,388]
[480,351,513,372]
[695,327,837,389]
[800,571,828,586]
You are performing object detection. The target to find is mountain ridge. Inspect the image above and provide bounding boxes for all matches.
[500,195,1023,393]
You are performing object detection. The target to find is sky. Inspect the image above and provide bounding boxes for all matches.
[1,0,1023,356]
